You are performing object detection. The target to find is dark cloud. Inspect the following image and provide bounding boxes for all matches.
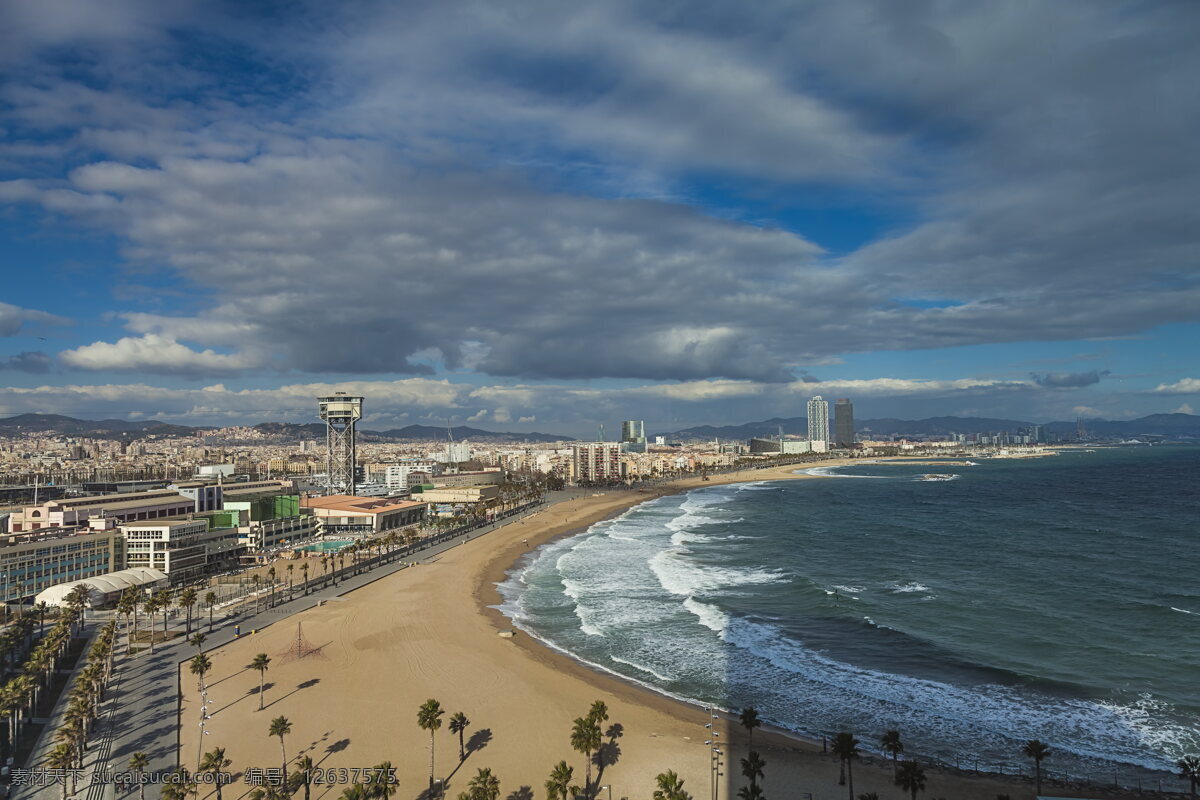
[2,1,1199,386]
[0,351,52,372]
[1031,370,1110,389]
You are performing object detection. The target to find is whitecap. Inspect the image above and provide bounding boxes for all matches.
[683,597,729,633]
[610,655,673,682]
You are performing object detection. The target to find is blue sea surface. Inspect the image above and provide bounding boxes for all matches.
[496,446,1200,778]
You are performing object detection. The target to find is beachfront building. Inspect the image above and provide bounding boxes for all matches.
[428,469,503,488]
[121,517,242,583]
[807,396,830,446]
[571,442,622,483]
[224,494,319,552]
[835,398,855,448]
[417,485,500,505]
[300,495,427,537]
[0,524,125,604]
[35,567,168,608]
[7,489,195,532]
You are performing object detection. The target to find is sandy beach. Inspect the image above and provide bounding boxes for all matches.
[180,461,1046,800]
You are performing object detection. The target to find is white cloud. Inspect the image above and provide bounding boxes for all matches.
[1154,379,1200,395]
[1172,403,1194,415]
[59,334,266,376]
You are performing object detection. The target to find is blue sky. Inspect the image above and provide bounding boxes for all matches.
[0,0,1198,435]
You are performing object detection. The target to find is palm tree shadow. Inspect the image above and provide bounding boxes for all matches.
[315,737,351,767]
[505,788,533,800]
[466,728,492,755]
[593,724,624,790]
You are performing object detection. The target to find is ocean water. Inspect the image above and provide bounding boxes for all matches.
[496,446,1200,779]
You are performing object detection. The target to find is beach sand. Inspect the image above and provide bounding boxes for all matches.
[180,462,1047,800]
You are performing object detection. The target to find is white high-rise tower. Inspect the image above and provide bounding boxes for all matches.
[807,395,830,446]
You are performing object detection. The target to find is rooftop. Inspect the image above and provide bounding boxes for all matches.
[301,494,426,514]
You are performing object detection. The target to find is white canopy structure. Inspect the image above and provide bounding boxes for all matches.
[35,567,169,607]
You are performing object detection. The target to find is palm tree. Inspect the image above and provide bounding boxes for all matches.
[740,707,762,748]
[205,591,218,631]
[831,732,860,800]
[160,769,197,800]
[293,755,315,800]
[545,761,579,800]
[188,632,207,653]
[736,787,764,800]
[1022,739,1050,796]
[117,589,136,654]
[466,767,500,800]
[741,750,766,793]
[179,588,198,635]
[570,715,602,795]
[46,742,74,800]
[142,595,159,652]
[269,716,292,781]
[301,562,310,594]
[129,752,149,800]
[268,567,277,607]
[1179,756,1200,800]
[251,574,262,613]
[417,698,444,791]
[365,761,397,800]
[250,653,271,710]
[588,700,609,726]
[189,653,212,693]
[449,711,470,762]
[156,589,173,642]
[653,770,692,800]
[199,747,232,800]
[894,761,926,800]
[287,564,295,598]
[881,730,903,776]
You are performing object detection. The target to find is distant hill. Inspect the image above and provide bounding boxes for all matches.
[376,425,572,443]
[661,413,1200,440]
[251,422,330,439]
[0,413,201,439]
[0,413,572,443]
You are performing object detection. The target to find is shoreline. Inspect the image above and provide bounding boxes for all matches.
[474,462,841,742]
[471,461,1162,798]
[178,456,1147,800]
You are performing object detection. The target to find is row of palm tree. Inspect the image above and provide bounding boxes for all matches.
[114,585,223,654]
[44,619,118,799]
[0,594,85,758]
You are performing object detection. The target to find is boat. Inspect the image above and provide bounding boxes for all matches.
[920,473,957,481]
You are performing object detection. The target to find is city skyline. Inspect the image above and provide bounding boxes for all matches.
[1,2,1198,431]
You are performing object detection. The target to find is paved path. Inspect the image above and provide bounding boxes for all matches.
[15,496,584,800]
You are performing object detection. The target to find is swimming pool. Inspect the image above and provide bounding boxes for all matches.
[298,539,353,552]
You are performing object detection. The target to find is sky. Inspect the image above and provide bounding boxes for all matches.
[0,0,1198,436]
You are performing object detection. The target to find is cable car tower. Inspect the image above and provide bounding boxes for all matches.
[318,393,363,495]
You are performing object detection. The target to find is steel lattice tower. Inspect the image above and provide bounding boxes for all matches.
[318,393,363,495]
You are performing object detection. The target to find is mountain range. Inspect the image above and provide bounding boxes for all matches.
[0,414,571,443]
[3,411,1198,443]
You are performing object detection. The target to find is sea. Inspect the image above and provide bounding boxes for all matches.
[496,445,1200,783]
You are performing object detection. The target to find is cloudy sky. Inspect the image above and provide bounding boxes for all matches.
[1,0,1198,435]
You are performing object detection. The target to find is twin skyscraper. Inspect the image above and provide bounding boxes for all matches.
[807,396,855,448]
